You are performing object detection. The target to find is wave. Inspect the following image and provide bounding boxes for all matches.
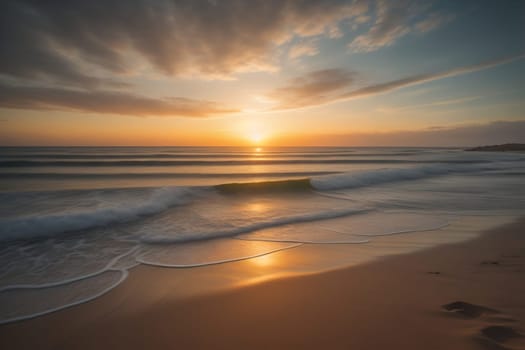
[0,171,339,179]
[216,178,312,194]
[207,161,521,194]
[310,162,519,191]
[0,152,430,159]
[0,159,490,167]
[1,160,520,243]
[0,187,196,242]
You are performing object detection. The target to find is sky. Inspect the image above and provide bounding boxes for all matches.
[0,0,524,146]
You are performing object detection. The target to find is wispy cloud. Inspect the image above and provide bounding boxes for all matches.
[267,69,356,109]
[0,0,449,87]
[415,12,455,33]
[340,54,525,99]
[377,96,481,113]
[349,0,453,53]
[267,54,525,110]
[0,0,369,86]
[0,84,239,118]
[288,39,320,59]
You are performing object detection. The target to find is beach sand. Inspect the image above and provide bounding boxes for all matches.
[1,217,524,350]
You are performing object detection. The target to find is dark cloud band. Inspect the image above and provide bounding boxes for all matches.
[0,84,238,117]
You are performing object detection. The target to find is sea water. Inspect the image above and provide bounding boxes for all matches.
[1,147,524,323]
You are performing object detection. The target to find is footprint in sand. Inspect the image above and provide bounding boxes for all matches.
[442,301,499,319]
[481,326,523,343]
[442,301,524,349]
[479,325,525,349]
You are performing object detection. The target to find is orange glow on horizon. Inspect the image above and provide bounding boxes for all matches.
[249,132,264,144]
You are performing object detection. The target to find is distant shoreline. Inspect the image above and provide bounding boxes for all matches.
[466,143,525,152]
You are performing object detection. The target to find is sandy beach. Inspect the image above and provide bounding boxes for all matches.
[1,217,524,350]
[2,0,524,348]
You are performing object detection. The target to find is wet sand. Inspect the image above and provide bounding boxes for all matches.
[1,217,524,350]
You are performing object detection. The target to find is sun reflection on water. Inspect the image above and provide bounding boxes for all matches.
[246,201,269,213]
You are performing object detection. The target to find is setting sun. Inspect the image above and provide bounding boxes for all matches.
[249,132,264,144]
[240,118,270,145]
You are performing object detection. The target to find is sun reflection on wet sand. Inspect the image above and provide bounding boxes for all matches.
[100,216,517,304]
[249,252,277,267]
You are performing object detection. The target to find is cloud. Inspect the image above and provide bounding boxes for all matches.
[288,40,320,59]
[267,54,525,110]
[416,12,455,33]
[340,54,525,99]
[267,69,356,109]
[349,0,452,52]
[0,84,238,118]
[0,0,369,86]
[377,96,481,113]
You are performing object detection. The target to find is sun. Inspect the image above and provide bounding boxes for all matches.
[249,132,264,144]
[235,117,270,146]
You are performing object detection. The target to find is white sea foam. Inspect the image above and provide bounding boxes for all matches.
[317,212,450,236]
[0,269,127,325]
[140,207,370,244]
[137,239,301,268]
[237,221,371,244]
[239,212,448,242]
[0,187,195,242]
[0,245,139,292]
[0,244,140,324]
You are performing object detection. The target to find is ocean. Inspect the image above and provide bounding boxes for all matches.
[1,146,524,324]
